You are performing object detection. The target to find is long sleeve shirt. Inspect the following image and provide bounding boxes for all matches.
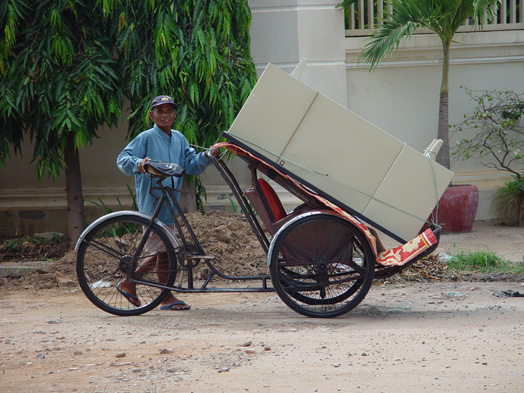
[116,124,212,225]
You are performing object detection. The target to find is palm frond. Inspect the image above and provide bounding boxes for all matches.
[359,0,431,69]
[358,0,500,69]
[471,0,500,26]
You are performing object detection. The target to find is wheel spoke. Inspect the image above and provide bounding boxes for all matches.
[82,238,125,260]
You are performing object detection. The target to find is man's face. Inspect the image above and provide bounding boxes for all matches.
[150,104,176,133]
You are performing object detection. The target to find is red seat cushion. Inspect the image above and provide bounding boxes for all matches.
[257,179,286,222]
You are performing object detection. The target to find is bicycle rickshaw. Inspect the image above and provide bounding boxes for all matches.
[76,64,454,318]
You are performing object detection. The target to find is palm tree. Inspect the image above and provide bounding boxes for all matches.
[343,0,500,169]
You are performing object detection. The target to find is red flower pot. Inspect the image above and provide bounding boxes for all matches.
[432,185,479,233]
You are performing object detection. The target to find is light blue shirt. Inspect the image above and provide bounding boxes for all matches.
[117,124,212,225]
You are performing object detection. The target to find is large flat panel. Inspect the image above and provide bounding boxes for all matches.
[282,94,405,212]
[228,64,317,163]
[363,144,454,240]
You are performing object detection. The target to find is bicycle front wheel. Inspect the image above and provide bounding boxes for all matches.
[76,214,177,316]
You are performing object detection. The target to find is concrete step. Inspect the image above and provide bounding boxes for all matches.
[0,261,54,277]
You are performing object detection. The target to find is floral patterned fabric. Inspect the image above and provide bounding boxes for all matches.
[377,228,437,267]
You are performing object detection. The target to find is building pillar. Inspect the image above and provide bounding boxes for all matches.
[248,0,348,106]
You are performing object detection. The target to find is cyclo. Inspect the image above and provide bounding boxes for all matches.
[76,135,442,319]
[75,64,452,318]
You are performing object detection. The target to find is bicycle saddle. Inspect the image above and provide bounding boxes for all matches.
[144,160,185,178]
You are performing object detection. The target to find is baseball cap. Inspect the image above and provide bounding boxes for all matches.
[150,95,177,110]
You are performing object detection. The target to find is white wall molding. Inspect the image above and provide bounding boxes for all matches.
[346,31,524,68]
[346,56,524,69]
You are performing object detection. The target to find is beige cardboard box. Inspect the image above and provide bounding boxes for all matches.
[227,64,454,242]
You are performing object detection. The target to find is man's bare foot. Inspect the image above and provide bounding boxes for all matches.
[159,296,191,311]
[115,279,141,307]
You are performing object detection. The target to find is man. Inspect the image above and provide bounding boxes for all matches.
[116,95,216,310]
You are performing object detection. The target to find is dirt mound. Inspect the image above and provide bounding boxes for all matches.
[179,211,267,279]
[55,210,267,277]
[2,211,268,290]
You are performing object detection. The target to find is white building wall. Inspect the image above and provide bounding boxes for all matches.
[244,2,524,222]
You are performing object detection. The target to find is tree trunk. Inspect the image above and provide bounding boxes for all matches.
[64,133,86,244]
[436,92,450,169]
[436,41,451,170]
[519,192,524,227]
[179,175,197,213]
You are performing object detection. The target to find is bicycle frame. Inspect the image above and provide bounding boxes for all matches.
[124,167,274,293]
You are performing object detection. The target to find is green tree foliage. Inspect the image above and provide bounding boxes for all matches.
[0,0,257,242]
[453,88,524,178]
[0,0,124,176]
[112,0,257,144]
[452,88,524,226]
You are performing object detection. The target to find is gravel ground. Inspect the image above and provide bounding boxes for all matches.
[1,218,523,393]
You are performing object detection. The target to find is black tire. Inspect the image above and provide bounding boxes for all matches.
[269,213,375,318]
[76,214,177,316]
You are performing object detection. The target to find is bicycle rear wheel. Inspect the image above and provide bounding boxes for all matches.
[269,212,375,318]
[76,214,177,316]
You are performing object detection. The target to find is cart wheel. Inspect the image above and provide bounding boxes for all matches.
[76,214,177,316]
[269,212,375,318]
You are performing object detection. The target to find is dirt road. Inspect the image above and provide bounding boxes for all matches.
[1,279,523,393]
[2,217,524,392]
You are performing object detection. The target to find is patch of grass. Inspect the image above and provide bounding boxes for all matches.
[447,250,524,275]
[226,194,238,213]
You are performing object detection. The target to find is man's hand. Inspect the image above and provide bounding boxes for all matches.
[205,148,219,158]
[138,157,151,174]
